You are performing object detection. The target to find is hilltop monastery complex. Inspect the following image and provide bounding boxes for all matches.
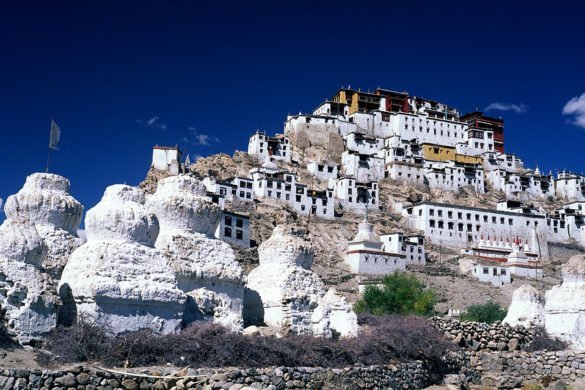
[154,86,585,286]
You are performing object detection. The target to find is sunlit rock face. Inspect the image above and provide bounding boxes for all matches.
[146,176,245,331]
[4,173,83,279]
[59,184,186,334]
[245,225,357,338]
[0,173,83,343]
[544,255,585,350]
[503,284,544,327]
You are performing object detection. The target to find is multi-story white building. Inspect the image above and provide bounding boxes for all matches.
[486,168,554,201]
[307,160,338,181]
[250,162,334,219]
[555,171,585,202]
[344,132,384,155]
[215,211,251,248]
[380,233,426,266]
[401,201,550,258]
[332,177,379,212]
[341,151,385,183]
[248,131,292,163]
[231,177,255,201]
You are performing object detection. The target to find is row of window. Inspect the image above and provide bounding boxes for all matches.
[224,227,244,240]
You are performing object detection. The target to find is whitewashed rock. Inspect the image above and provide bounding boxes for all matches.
[503,284,544,327]
[59,185,186,334]
[145,176,220,238]
[147,176,245,331]
[0,220,47,266]
[544,255,585,350]
[245,225,358,337]
[4,173,82,234]
[256,225,313,269]
[312,289,358,338]
[85,185,159,246]
[60,241,186,334]
[0,173,83,343]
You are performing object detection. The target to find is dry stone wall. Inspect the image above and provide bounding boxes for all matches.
[0,361,459,390]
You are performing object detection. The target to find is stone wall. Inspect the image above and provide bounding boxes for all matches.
[467,350,585,388]
[431,317,536,352]
[0,359,458,390]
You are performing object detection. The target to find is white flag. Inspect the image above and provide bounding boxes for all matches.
[49,120,61,150]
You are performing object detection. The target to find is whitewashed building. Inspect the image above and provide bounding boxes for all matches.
[307,160,338,181]
[250,162,334,219]
[345,211,406,276]
[248,131,292,163]
[472,262,511,286]
[231,177,255,201]
[152,146,182,175]
[332,177,379,212]
[341,151,385,183]
[401,202,549,258]
[556,171,585,202]
[344,132,384,155]
[380,233,426,266]
[215,211,251,248]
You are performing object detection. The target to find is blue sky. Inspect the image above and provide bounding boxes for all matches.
[1,1,584,220]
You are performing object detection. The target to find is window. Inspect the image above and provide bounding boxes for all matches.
[236,218,243,228]
[225,216,232,226]
[483,267,489,274]
[224,227,232,237]
[236,230,243,240]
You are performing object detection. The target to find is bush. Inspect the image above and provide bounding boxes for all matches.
[460,302,507,324]
[525,327,568,352]
[354,272,436,316]
[39,315,456,368]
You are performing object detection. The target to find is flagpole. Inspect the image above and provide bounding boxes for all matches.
[46,118,54,173]
[46,148,51,173]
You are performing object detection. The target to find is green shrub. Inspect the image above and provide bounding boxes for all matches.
[354,272,436,316]
[460,302,507,324]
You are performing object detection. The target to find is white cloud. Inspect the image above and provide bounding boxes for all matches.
[188,126,220,146]
[485,102,528,114]
[137,116,168,131]
[563,93,585,129]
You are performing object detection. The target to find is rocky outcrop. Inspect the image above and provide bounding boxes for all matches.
[0,173,83,343]
[544,255,585,350]
[503,284,544,328]
[146,176,245,331]
[245,225,357,337]
[59,185,186,334]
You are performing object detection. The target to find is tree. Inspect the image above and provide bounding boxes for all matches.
[460,302,507,324]
[354,272,436,316]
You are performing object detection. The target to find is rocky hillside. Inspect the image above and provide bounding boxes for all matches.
[139,151,579,310]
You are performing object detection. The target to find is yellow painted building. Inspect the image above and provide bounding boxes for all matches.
[421,143,482,165]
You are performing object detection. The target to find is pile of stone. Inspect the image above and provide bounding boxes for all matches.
[431,317,535,352]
